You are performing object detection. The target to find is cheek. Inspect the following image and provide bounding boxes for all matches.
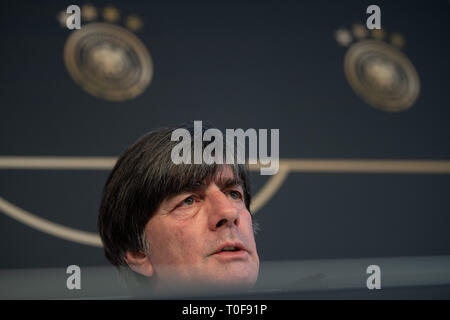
[240,212,257,244]
[240,211,255,233]
[145,218,200,264]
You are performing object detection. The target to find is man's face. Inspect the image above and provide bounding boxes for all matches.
[143,166,259,289]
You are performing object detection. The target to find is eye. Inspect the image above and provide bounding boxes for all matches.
[181,196,195,206]
[228,190,242,200]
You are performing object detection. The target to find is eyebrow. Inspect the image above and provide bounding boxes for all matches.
[163,176,244,207]
[178,176,243,195]
[215,177,243,190]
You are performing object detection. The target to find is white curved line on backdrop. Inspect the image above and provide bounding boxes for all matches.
[250,164,289,213]
[0,196,102,247]
[1,157,450,247]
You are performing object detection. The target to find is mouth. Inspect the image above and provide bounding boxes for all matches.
[212,242,248,259]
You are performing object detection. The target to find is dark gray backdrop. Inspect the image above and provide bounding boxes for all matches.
[0,0,449,273]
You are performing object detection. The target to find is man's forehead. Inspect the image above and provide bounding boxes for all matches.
[201,166,242,188]
[159,165,244,207]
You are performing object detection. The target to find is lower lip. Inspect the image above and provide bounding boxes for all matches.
[213,250,248,260]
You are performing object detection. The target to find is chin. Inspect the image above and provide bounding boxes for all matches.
[205,269,258,289]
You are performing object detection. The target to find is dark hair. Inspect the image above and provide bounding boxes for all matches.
[98,123,252,268]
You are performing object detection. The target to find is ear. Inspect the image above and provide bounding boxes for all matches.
[124,250,154,277]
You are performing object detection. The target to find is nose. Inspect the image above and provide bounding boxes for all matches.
[207,188,240,231]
